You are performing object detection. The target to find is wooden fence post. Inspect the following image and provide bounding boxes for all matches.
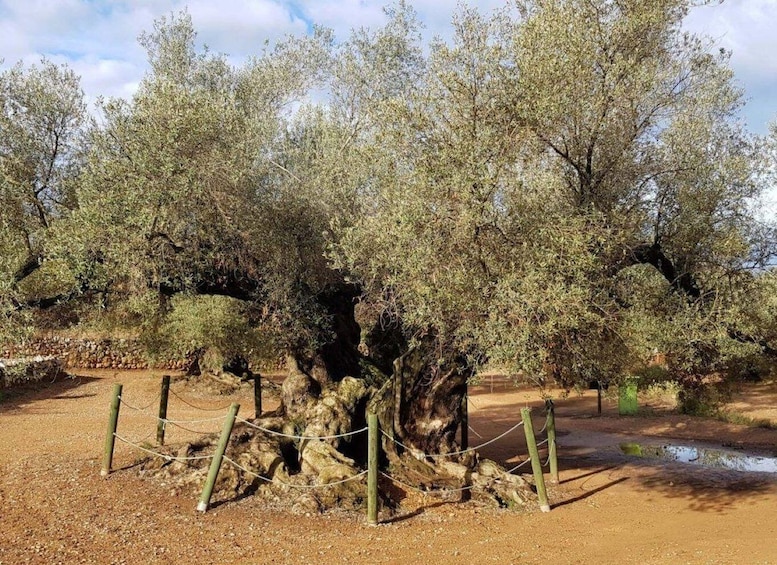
[521,407,550,512]
[101,383,123,477]
[460,387,469,452]
[254,371,262,417]
[197,403,240,512]
[460,388,471,502]
[545,399,559,484]
[156,375,171,445]
[367,412,379,525]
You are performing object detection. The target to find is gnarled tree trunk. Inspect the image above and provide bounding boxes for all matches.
[142,295,535,513]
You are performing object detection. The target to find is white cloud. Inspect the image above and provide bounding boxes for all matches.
[290,1,509,45]
[71,57,144,104]
[685,0,777,76]
[1,0,775,134]
[0,0,309,107]
[296,0,386,37]
[684,0,777,134]
[186,0,309,58]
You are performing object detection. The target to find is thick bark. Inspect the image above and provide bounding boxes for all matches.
[13,255,42,285]
[143,340,535,512]
[144,373,374,512]
[727,327,777,359]
[367,345,532,507]
[624,242,702,299]
[302,283,363,385]
[390,345,468,457]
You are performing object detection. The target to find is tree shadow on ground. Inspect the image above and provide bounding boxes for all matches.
[382,500,454,524]
[0,373,100,412]
[559,464,622,485]
[552,477,630,509]
[622,463,775,514]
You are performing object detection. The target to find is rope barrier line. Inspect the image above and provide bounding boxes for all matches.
[379,470,477,495]
[222,456,368,489]
[108,381,555,511]
[169,389,234,412]
[235,417,368,441]
[116,393,227,434]
[162,415,227,425]
[160,419,224,435]
[113,433,214,462]
[381,463,536,495]
[505,457,533,474]
[118,429,156,445]
[381,420,525,460]
[118,394,161,412]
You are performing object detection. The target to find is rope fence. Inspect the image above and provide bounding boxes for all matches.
[113,375,240,446]
[380,419,525,459]
[235,417,368,441]
[505,456,534,474]
[160,417,227,435]
[169,388,234,412]
[119,396,228,437]
[379,470,477,495]
[114,433,214,463]
[223,455,368,489]
[101,377,560,522]
[467,424,484,439]
[113,428,157,446]
[117,394,160,413]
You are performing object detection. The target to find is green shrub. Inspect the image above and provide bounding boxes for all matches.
[724,354,777,383]
[641,380,681,408]
[677,381,729,416]
[141,295,277,369]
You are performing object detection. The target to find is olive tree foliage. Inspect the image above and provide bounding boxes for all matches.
[507,0,777,380]
[330,5,623,385]
[0,2,773,390]
[331,0,776,387]
[47,11,346,362]
[0,59,87,338]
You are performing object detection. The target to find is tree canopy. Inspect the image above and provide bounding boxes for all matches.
[1,1,775,391]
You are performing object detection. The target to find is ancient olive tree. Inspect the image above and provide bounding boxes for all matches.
[333,0,776,448]
[51,8,532,508]
[3,1,776,510]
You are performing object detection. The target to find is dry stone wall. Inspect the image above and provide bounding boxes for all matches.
[1,337,189,371]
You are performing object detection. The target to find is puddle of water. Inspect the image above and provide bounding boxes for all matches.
[620,442,777,473]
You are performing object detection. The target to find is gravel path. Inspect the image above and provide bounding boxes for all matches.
[3,370,777,564]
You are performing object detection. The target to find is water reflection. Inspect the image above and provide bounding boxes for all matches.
[619,442,777,473]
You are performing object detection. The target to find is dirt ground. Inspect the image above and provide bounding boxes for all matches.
[2,370,777,564]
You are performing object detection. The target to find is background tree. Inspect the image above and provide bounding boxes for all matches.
[57,13,351,368]
[0,59,87,336]
[333,0,776,425]
[508,0,775,382]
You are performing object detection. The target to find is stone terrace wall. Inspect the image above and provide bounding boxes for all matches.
[1,337,189,371]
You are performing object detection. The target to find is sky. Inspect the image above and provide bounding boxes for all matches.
[0,0,775,135]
